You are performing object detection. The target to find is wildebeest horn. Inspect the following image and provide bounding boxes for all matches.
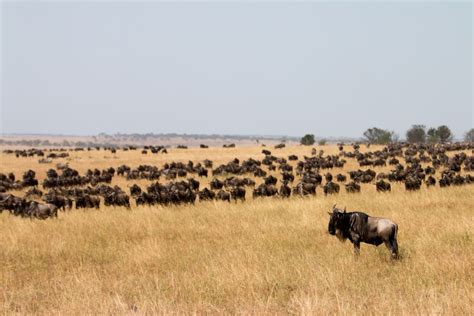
[344,206,346,212]
[332,204,337,209]
[327,211,333,215]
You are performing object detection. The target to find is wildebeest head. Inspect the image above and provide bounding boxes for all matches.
[327,204,347,241]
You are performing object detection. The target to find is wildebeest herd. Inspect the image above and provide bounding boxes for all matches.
[1,142,473,220]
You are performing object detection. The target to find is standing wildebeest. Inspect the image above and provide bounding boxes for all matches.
[327,205,399,259]
[27,201,58,219]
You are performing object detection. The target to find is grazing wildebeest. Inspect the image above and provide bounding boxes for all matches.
[375,179,391,192]
[323,181,340,195]
[345,181,361,193]
[327,205,399,259]
[425,175,436,187]
[336,174,347,182]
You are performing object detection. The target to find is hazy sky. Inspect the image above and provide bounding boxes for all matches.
[1,1,472,138]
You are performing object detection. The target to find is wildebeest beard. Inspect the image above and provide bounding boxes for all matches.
[335,229,347,242]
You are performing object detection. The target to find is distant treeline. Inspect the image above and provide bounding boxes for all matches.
[0,139,118,148]
[97,132,301,141]
[0,133,364,147]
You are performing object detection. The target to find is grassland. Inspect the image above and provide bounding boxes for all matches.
[1,145,473,314]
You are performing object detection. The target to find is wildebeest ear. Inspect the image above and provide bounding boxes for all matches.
[332,203,337,209]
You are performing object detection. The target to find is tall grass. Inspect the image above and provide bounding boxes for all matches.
[1,146,473,314]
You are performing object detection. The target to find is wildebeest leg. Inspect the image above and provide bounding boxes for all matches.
[384,240,398,259]
[349,231,361,256]
[353,241,360,256]
[390,239,399,259]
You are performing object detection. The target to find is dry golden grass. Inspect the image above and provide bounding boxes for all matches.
[1,145,473,314]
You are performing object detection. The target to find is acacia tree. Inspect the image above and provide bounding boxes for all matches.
[464,128,474,142]
[436,125,453,143]
[406,125,426,143]
[426,125,453,143]
[300,134,315,146]
[363,127,394,144]
[427,128,439,143]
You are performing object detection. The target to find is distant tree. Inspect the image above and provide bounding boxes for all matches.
[300,134,315,146]
[465,128,474,142]
[363,127,394,144]
[436,125,453,143]
[427,127,439,143]
[318,139,327,146]
[426,125,453,143]
[76,141,87,147]
[406,125,426,143]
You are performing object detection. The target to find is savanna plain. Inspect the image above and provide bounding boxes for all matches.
[1,145,473,314]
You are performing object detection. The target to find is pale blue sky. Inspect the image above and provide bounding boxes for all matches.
[1,1,472,138]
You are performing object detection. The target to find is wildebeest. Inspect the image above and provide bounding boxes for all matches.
[210,178,224,190]
[27,201,58,219]
[375,179,391,192]
[43,191,72,210]
[405,176,421,191]
[198,188,216,201]
[327,205,399,259]
[264,175,278,186]
[230,186,246,201]
[130,184,142,197]
[75,194,100,209]
[279,181,291,198]
[253,183,278,198]
[104,190,130,208]
[288,154,298,161]
[216,190,231,202]
[281,172,295,183]
[345,181,361,193]
[323,181,340,195]
[325,173,333,182]
[426,175,436,187]
[293,182,316,196]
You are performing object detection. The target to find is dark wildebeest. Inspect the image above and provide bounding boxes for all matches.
[230,186,246,201]
[327,205,399,259]
[323,181,340,195]
[279,181,291,198]
[375,179,391,192]
[216,190,231,202]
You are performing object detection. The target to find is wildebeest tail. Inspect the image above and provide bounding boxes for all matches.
[392,223,398,240]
